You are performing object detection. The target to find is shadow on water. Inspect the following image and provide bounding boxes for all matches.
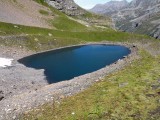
[18,44,131,84]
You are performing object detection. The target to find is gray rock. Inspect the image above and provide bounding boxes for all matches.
[0,95,4,101]
[151,84,160,90]
[0,90,4,101]
[119,82,128,87]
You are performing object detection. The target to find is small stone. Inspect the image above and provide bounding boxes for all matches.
[0,91,4,101]
[151,84,160,90]
[34,38,38,41]
[71,112,75,115]
[48,33,52,36]
[0,95,4,101]
[119,82,128,87]
[31,81,35,84]
[0,90,3,94]
[14,25,18,28]
[123,56,127,58]
[60,95,65,99]
[146,94,155,97]
[12,116,16,120]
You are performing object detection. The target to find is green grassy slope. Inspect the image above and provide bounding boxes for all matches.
[0,21,151,51]
[0,0,113,50]
[1,20,158,119]
[33,0,111,31]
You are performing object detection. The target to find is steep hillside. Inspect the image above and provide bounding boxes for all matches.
[0,0,111,31]
[0,0,54,28]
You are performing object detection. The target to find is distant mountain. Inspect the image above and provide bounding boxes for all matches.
[112,0,160,39]
[90,0,128,15]
[90,0,160,39]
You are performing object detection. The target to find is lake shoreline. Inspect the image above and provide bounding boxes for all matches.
[0,42,138,119]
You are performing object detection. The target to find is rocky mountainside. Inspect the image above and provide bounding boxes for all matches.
[113,0,160,39]
[90,0,128,15]
[90,0,160,39]
[45,0,85,16]
[45,0,112,27]
[0,0,111,30]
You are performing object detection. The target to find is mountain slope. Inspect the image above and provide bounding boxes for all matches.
[0,0,54,28]
[45,0,112,28]
[0,0,112,31]
[90,0,128,15]
[90,0,160,39]
[114,0,160,39]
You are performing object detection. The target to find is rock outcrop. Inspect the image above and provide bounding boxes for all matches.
[45,0,85,16]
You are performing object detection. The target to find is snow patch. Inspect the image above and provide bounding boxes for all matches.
[0,58,13,67]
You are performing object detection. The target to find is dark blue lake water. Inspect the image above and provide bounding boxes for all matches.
[18,45,131,84]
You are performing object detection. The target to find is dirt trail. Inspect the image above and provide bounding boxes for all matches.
[0,0,54,28]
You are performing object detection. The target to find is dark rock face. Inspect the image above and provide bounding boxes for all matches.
[45,0,85,16]
[90,0,160,39]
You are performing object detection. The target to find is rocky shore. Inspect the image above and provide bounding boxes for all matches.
[0,42,138,120]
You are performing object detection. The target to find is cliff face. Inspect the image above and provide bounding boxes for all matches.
[45,0,85,16]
